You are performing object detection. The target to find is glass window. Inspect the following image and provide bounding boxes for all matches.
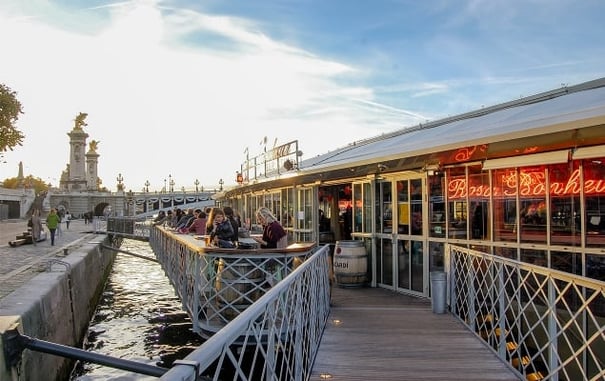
[521,248,547,267]
[281,188,294,229]
[377,238,393,285]
[296,187,313,241]
[551,251,582,275]
[550,162,580,246]
[376,181,392,234]
[447,167,467,239]
[429,241,444,272]
[519,166,547,243]
[410,179,423,235]
[493,169,517,242]
[397,239,410,289]
[494,246,517,260]
[353,183,363,233]
[469,165,490,241]
[363,182,372,233]
[396,180,409,235]
[584,158,605,248]
[586,254,605,282]
[410,239,423,292]
[429,172,445,238]
[352,181,372,234]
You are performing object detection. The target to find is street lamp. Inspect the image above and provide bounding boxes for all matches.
[144,180,150,193]
[194,179,200,192]
[116,173,124,191]
[163,178,166,193]
[219,178,224,191]
[169,174,175,193]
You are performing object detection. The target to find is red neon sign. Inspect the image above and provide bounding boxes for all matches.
[447,168,605,199]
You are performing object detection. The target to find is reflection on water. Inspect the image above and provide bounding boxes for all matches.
[71,239,203,380]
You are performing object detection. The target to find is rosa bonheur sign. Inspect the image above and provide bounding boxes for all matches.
[448,168,605,200]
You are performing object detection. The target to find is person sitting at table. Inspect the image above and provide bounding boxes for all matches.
[209,208,235,248]
[175,208,195,231]
[223,206,240,242]
[187,209,207,234]
[253,207,287,249]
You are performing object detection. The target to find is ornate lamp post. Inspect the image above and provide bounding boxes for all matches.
[144,180,150,193]
[163,178,167,193]
[169,174,175,193]
[127,190,134,216]
[219,178,224,191]
[194,179,200,192]
[116,173,124,191]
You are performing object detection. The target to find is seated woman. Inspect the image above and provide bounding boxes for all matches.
[187,209,207,234]
[209,208,235,248]
[253,207,287,249]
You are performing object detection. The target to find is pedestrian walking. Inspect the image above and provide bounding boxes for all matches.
[46,208,61,246]
[65,210,72,229]
[56,209,63,237]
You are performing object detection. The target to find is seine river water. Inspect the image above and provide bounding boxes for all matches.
[71,239,204,380]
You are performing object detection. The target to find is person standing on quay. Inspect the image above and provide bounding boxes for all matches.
[65,210,72,229]
[56,209,63,237]
[31,209,43,244]
[46,208,61,246]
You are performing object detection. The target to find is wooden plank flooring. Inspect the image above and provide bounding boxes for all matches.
[310,286,522,381]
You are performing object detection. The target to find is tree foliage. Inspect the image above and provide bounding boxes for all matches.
[2,175,49,194]
[0,83,25,153]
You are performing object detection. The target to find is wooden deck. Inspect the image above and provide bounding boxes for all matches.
[311,286,522,381]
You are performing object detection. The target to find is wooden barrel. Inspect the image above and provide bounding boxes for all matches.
[333,240,367,287]
[215,259,264,320]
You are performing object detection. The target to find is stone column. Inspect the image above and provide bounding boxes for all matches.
[86,147,100,190]
[67,128,89,191]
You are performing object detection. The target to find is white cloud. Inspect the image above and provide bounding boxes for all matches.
[1,1,400,191]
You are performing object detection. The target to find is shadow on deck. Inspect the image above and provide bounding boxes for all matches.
[311,286,521,381]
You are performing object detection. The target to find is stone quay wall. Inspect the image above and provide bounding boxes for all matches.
[0,238,116,381]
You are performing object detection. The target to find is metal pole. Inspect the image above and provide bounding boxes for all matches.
[6,328,167,377]
[101,244,159,263]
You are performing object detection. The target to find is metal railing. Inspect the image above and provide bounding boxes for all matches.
[149,228,320,338]
[106,216,152,240]
[154,242,332,380]
[447,245,605,381]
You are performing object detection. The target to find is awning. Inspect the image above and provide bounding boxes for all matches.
[482,150,569,170]
[572,145,605,160]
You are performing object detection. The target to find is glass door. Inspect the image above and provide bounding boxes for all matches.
[396,177,426,294]
[375,180,393,287]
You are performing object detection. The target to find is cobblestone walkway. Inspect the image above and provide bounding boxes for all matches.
[0,219,99,300]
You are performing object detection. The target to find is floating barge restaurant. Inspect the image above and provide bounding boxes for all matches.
[217,77,605,294]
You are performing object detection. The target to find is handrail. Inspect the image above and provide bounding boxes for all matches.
[159,244,331,380]
[447,244,605,381]
[106,216,153,240]
[149,227,319,338]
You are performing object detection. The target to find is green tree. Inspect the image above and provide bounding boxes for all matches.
[0,83,25,154]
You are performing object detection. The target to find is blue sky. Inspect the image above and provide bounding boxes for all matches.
[1,0,604,192]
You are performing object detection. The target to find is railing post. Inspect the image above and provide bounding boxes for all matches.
[547,275,558,380]
[497,263,506,359]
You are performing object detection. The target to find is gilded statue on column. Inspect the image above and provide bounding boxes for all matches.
[73,112,88,130]
[89,140,100,152]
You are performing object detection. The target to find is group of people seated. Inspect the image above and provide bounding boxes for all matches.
[152,206,287,249]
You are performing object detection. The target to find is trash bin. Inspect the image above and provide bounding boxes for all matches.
[430,271,447,314]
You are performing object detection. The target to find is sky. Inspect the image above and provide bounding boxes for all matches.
[1,0,604,193]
